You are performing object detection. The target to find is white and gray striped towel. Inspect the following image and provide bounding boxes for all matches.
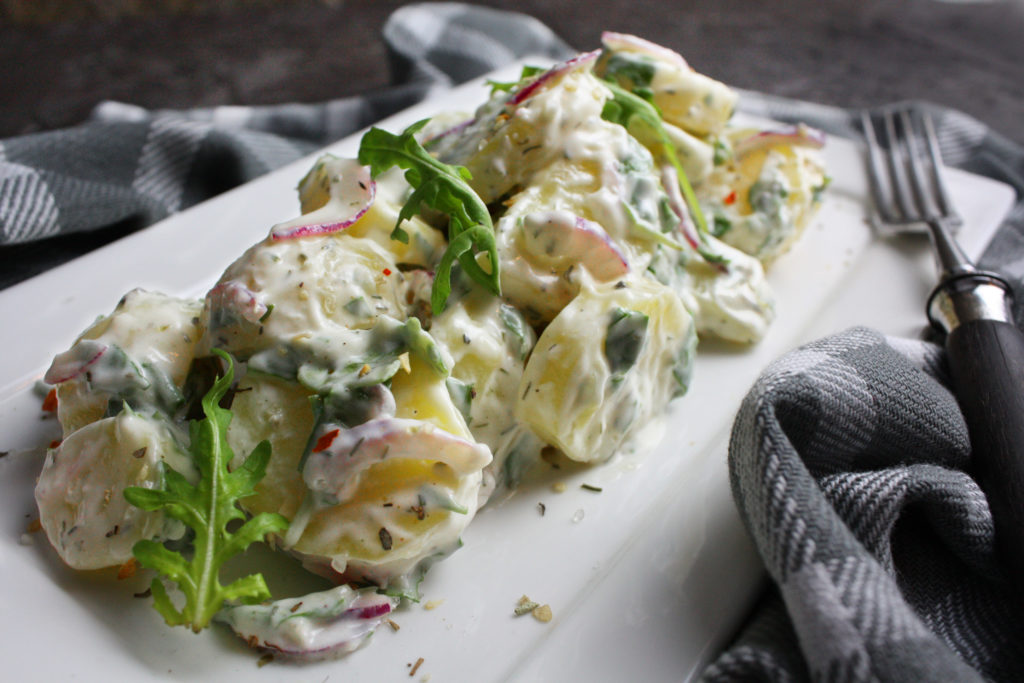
[2,3,1023,680]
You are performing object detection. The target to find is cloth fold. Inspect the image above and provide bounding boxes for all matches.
[701,328,1024,682]
[0,2,573,286]
[3,4,1024,681]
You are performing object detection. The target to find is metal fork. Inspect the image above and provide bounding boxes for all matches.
[861,105,1024,586]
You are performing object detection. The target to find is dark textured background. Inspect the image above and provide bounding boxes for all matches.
[2,0,1023,145]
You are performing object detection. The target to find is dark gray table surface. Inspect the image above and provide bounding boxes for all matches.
[2,0,1022,145]
[1,0,1021,285]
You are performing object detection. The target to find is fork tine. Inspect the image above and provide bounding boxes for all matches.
[920,111,960,223]
[899,107,941,220]
[859,110,897,223]
[882,108,919,221]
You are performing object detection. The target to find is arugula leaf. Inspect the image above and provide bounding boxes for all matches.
[124,349,289,633]
[357,120,500,315]
[486,64,547,95]
[600,53,656,90]
[600,80,726,266]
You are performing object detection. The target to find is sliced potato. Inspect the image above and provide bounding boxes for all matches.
[517,277,696,462]
[34,411,190,570]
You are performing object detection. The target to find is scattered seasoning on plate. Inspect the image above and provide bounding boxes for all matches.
[423,599,443,610]
[537,502,546,516]
[514,595,553,622]
[133,587,152,599]
[580,483,603,493]
[552,482,567,493]
[532,604,553,623]
[25,518,41,533]
[387,619,401,631]
[257,654,274,668]
[409,657,425,676]
[514,595,540,616]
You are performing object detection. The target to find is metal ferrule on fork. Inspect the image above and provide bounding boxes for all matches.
[928,272,1015,334]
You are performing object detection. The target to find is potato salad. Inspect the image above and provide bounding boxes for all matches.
[34,33,827,658]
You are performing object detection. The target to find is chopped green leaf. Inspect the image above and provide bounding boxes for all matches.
[358,120,500,314]
[124,349,289,633]
[600,53,656,90]
[600,80,728,267]
[605,307,649,375]
[712,138,731,166]
[712,214,732,238]
[445,376,473,422]
[600,81,708,234]
[812,175,833,203]
[486,65,547,95]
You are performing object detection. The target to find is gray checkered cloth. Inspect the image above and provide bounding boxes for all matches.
[3,3,1024,680]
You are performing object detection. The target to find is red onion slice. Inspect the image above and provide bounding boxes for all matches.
[520,211,630,281]
[303,417,491,503]
[216,584,398,659]
[271,158,376,241]
[44,340,108,385]
[205,281,268,324]
[733,123,826,158]
[601,31,690,71]
[509,50,601,107]
[660,165,702,252]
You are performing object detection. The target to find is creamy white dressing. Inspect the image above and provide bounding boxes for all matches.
[216,584,398,659]
[517,276,697,463]
[34,410,191,570]
[35,34,828,658]
[51,290,202,436]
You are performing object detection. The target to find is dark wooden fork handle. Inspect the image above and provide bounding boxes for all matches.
[931,273,1024,584]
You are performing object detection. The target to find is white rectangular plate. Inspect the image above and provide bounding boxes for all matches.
[0,61,1015,682]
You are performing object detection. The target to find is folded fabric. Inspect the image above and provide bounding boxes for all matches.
[0,2,573,287]
[3,3,1024,681]
[701,327,1024,682]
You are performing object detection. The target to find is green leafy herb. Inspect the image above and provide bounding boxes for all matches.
[445,376,474,422]
[812,175,832,203]
[358,120,500,315]
[601,81,707,233]
[711,214,732,238]
[124,349,289,632]
[486,64,547,95]
[498,303,533,360]
[748,178,789,217]
[604,307,649,375]
[600,53,656,90]
[600,80,726,266]
[712,138,731,166]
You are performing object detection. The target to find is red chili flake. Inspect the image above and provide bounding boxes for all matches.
[117,558,138,580]
[312,429,341,453]
[382,268,393,276]
[42,388,58,412]
[49,439,62,449]
[724,190,737,205]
